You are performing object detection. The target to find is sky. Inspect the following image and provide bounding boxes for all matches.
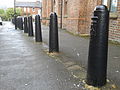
[0,0,41,9]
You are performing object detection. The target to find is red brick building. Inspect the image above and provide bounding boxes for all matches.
[42,0,120,43]
[15,1,42,18]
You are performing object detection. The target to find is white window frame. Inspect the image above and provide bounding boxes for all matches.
[102,0,118,12]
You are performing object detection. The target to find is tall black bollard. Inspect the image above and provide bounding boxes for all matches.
[18,18,20,29]
[35,15,42,42]
[16,18,18,29]
[17,18,19,29]
[27,17,29,34]
[24,17,28,33]
[14,15,17,29]
[49,12,59,53]
[12,18,14,24]
[28,16,34,36]
[86,5,109,87]
[20,18,23,30]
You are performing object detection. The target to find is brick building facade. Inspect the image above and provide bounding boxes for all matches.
[16,1,42,18]
[42,0,120,43]
[21,7,40,16]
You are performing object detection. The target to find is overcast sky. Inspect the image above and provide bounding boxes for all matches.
[0,0,41,9]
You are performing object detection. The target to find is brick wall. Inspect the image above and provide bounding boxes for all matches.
[65,0,80,34]
[42,0,120,43]
[42,0,101,34]
[42,0,52,25]
[109,0,120,42]
[20,7,40,16]
[77,0,101,34]
[29,8,39,15]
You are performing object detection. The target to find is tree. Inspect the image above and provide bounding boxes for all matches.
[16,8,22,16]
[6,8,22,20]
[0,9,5,14]
[6,8,14,20]
[0,9,6,20]
[0,8,22,21]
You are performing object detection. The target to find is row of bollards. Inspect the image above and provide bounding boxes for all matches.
[12,13,59,53]
[12,5,109,88]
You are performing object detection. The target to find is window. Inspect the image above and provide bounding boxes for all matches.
[24,7,26,12]
[111,0,118,12]
[102,0,108,6]
[53,0,56,11]
[54,0,56,5]
[32,8,35,12]
[102,0,118,12]
[28,8,30,13]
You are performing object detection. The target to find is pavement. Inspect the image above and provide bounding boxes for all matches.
[41,24,120,89]
[0,21,120,90]
[0,22,84,90]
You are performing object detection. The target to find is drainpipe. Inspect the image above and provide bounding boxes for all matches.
[51,0,53,12]
[14,0,17,29]
[60,0,63,29]
[109,0,112,12]
[14,0,16,14]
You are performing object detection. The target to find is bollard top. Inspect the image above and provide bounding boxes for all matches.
[25,17,28,19]
[94,5,108,11]
[50,12,57,16]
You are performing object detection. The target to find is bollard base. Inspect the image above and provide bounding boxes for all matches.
[44,49,59,58]
[85,84,101,90]
[86,76,107,87]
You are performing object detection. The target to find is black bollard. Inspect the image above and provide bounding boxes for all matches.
[24,17,28,33]
[20,18,23,30]
[17,18,19,29]
[19,18,21,30]
[12,18,14,24]
[28,16,34,36]
[19,18,22,30]
[27,17,29,33]
[18,18,20,29]
[16,18,18,29]
[49,12,59,53]
[19,18,21,29]
[35,15,42,42]
[14,15,17,29]
[86,5,109,87]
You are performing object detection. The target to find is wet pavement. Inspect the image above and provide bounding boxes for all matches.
[0,21,120,90]
[41,24,120,88]
[0,22,84,90]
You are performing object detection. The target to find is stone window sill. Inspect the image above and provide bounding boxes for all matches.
[63,15,68,18]
[110,12,118,19]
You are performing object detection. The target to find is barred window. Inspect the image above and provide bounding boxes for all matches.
[102,0,118,12]
[111,0,118,12]
[102,0,108,6]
